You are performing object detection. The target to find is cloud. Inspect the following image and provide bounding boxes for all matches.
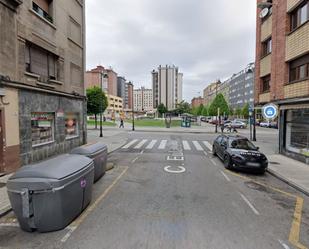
[86,0,256,101]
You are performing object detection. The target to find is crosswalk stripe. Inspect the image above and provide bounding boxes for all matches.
[203,141,213,151]
[192,141,203,151]
[182,141,191,150]
[122,139,138,149]
[134,139,148,149]
[146,140,157,149]
[158,140,167,149]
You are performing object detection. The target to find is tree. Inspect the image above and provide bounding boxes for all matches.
[157,103,167,117]
[202,105,209,116]
[175,101,191,115]
[242,103,250,119]
[235,107,242,117]
[86,86,108,129]
[197,104,204,116]
[208,93,229,116]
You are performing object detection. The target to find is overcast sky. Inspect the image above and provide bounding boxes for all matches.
[86,0,257,102]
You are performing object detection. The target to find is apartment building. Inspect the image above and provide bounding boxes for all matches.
[228,64,255,110]
[134,87,153,112]
[85,65,118,96]
[125,81,133,110]
[255,0,309,164]
[191,97,204,108]
[152,65,183,110]
[203,81,229,106]
[117,76,126,100]
[105,95,123,120]
[0,0,86,173]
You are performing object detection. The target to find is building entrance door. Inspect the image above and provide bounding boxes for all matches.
[0,110,4,173]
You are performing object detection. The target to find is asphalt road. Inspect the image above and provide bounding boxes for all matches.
[0,131,308,249]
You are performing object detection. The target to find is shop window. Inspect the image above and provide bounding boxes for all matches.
[32,0,53,23]
[65,113,79,139]
[290,1,309,31]
[261,38,272,57]
[261,75,271,93]
[285,109,309,157]
[31,113,55,147]
[289,54,309,82]
[25,42,59,81]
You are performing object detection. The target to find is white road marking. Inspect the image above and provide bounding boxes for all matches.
[61,226,76,243]
[203,141,213,151]
[0,223,19,227]
[240,193,260,215]
[278,240,291,249]
[182,140,191,150]
[164,166,186,174]
[134,139,148,149]
[122,139,138,149]
[131,156,139,163]
[140,150,144,154]
[210,159,217,166]
[220,170,231,182]
[192,141,203,151]
[203,151,208,157]
[146,140,157,149]
[158,140,167,149]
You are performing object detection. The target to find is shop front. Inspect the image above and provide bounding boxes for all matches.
[279,103,309,165]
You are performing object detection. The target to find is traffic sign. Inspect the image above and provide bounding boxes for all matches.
[262,104,278,120]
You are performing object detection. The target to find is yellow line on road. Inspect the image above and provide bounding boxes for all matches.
[61,166,129,243]
[224,170,307,249]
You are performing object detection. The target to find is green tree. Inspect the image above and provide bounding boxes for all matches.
[242,103,250,119]
[229,105,234,116]
[157,103,167,117]
[208,93,229,116]
[202,105,209,116]
[197,104,204,116]
[235,107,242,117]
[86,86,108,129]
[175,101,191,114]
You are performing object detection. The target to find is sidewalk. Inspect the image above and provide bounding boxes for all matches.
[267,154,309,196]
[0,129,128,217]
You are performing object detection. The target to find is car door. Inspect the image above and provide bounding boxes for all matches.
[214,136,222,154]
[217,136,227,158]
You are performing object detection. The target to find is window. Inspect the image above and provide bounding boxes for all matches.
[25,43,59,81]
[32,0,53,23]
[65,113,79,139]
[261,75,271,92]
[261,38,272,57]
[31,113,54,146]
[289,54,309,82]
[290,1,309,31]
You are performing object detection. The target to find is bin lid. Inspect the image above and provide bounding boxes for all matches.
[70,142,107,156]
[10,154,93,180]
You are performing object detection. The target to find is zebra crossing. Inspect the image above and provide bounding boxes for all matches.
[121,139,213,152]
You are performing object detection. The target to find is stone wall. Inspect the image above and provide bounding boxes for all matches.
[19,89,86,165]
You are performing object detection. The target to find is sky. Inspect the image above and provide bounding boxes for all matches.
[86,0,257,102]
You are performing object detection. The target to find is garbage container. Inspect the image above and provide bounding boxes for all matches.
[71,142,107,182]
[7,154,94,233]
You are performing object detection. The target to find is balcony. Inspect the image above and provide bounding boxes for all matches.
[261,16,272,41]
[284,80,309,98]
[260,54,271,77]
[287,0,303,12]
[32,2,53,23]
[286,21,309,61]
[259,92,270,103]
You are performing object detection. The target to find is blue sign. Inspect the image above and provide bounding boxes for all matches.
[262,104,278,120]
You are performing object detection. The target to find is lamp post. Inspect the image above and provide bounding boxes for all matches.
[131,82,135,131]
[99,73,108,137]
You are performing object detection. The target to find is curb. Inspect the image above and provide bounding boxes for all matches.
[267,168,309,197]
[0,205,11,218]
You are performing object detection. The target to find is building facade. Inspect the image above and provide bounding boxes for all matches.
[191,97,204,108]
[152,65,183,110]
[0,0,86,173]
[255,0,309,164]
[228,64,255,110]
[117,76,126,99]
[134,87,153,112]
[105,95,123,120]
[125,81,133,110]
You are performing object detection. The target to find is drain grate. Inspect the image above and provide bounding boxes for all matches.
[167,155,184,161]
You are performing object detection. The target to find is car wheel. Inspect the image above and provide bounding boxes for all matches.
[224,155,232,169]
[240,125,244,129]
[212,146,217,156]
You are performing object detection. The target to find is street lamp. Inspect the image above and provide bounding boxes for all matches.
[130,82,135,131]
[100,73,108,137]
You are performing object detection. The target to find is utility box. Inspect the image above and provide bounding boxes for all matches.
[71,142,108,182]
[7,154,94,233]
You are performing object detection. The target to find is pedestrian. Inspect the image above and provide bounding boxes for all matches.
[220,122,224,133]
[227,123,232,133]
[119,118,124,128]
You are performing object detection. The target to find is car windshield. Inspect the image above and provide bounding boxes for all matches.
[230,139,257,150]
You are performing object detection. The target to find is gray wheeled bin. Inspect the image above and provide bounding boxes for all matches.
[71,142,108,182]
[6,154,94,233]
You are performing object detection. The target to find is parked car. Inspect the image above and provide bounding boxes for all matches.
[259,121,270,127]
[225,120,247,129]
[212,135,268,173]
[259,121,278,128]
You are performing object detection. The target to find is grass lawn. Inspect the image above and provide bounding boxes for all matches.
[127,119,181,127]
[87,120,117,127]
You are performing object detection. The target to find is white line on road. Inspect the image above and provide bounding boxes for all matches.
[146,140,157,149]
[0,223,19,227]
[220,170,231,182]
[158,140,167,149]
[61,226,76,243]
[192,141,203,151]
[140,150,144,154]
[203,151,208,157]
[134,139,148,149]
[210,159,217,166]
[182,140,191,150]
[240,193,260,215]
[122,139,138,149]
[203,141,213,151]
[131,156,139,163]
[278,240,291,249]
